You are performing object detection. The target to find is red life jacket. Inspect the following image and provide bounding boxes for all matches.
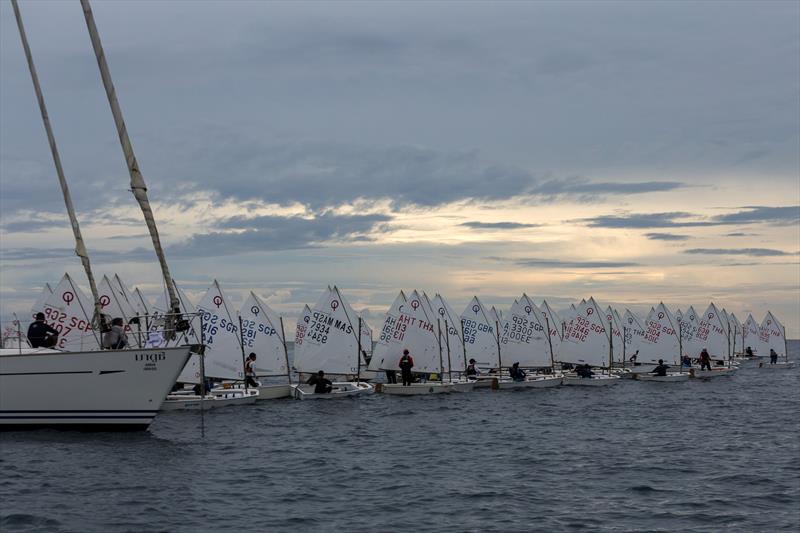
[399,354,414,368]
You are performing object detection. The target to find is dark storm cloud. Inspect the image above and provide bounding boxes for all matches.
[684,248,798,257]
[460,221,541,230]
[644,233,691,241]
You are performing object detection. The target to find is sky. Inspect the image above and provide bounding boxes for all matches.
[1,0,798,335]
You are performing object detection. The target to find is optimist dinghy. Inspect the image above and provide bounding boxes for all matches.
[161,387,259,410]
[559,298,620,386]
[290,286,372,399]
[635,372,689,382]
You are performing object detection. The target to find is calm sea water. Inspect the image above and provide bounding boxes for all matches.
[2,342,798,532]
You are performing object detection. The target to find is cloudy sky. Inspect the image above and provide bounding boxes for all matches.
[1,0,798,335]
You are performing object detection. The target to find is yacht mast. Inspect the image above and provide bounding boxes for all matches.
[79,0,182,330]
[11,0,104,334]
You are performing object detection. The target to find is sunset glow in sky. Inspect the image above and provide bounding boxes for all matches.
[1,1,798,334]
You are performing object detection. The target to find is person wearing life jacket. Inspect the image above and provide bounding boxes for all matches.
[102,317,129,350]
[466,358,481,377]
[699,348,712,371]
[509,362,526,381]
[576,364,594,378]
[27,312,59,348]
[745,346,754,358]
[244,353,259,387]
[306,370,333,393]
[769,348,778,365]
[398,349,414,386]
[651,359,669,377]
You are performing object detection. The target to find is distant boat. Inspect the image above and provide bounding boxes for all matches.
[559,297,620,386]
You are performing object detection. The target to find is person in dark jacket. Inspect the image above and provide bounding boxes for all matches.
[306,370,332,394]
[466,358,480,377]
[576,364,594,378]
[509,362,526,381]
[244,353,259,387]
[27,312,58,348]
[102,317,129,350]
[745,346,754,357]
[399,349,414,386]
[769,348,779,364]
[699,348,712,370]
[651,359,669,376]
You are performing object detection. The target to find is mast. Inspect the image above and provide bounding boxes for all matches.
[80,0,181,329]
[444,320,453,382]
[437,319,444,382]
[545,315,555,372]
[357,317,362,383]
[12,0,104,330]
[278,317,292,384]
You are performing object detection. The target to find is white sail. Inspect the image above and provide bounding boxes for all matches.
[40,273,100,351]
[130,287,151,316]
[694,303,729,361]
[743,314,766,356]
[195,280,244,380]
[431,293,467,373]
[240,292,287,376]
[394,290,442,373]
[460,296,500,369]
[622,309,646,359]
[679,306,702,357]
[760,312,786,357]
[368,291,406,371]
[97,275,135,324]
[30,282,54,319]
[560,297,610,367]
[294,304,313,351]
[293,286,361,375]
[490,306,503,324]
[538,299,563,360]
[604,306,624,362]
[498,294,552,367]
[639,303,680,365]
[729,313,743,355]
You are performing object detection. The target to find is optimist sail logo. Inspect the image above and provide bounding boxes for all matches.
[330,299,339,311]
[62,291,74,306]
[213,295,223,308]
[251,305,259,315]
[99,295,110,308]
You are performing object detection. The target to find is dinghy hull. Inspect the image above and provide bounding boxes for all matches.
[212,382,292,400]
[689,366,738,379]
[756,361,795,369]
[635,373,689,382]
[450,380,476,392]
[378,382,453,395]
[291,381,373,400]
[496,376,563,389]
[0,346,191,429]
[562,374,621,387]
[161,388,259,410]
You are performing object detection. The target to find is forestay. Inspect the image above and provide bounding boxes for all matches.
[240,292,287,376]
[560,297,610,367]
[461,296,500,369]
[639,303,680,365]
[195,280,244,380]
[498,294,551,368]
[760,312,786,357]
[694,303,729,361]
[41,273,100,351]
[293,286,361,375]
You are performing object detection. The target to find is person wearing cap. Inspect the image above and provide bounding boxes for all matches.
[244,353,259,387]
[466,358,481,377]
[398,349,414,386]
[27,312,59,348]
[306,370,332,394]
[699,348,712,370]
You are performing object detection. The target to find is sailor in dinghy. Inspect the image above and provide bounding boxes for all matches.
[756,312,795,369]
[559,298,621,386]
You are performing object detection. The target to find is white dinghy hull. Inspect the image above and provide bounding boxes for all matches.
[496,375,563,390]
[450,380,476,392]
[562,374,621,387]
[635,373,689,382]
[291,381,373,400]
[161,388,259,410]
[378,382,453,395]
[213,382,292,400]
[756,361,796,370]
[689,366,738,379]
[0,346,191,430]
